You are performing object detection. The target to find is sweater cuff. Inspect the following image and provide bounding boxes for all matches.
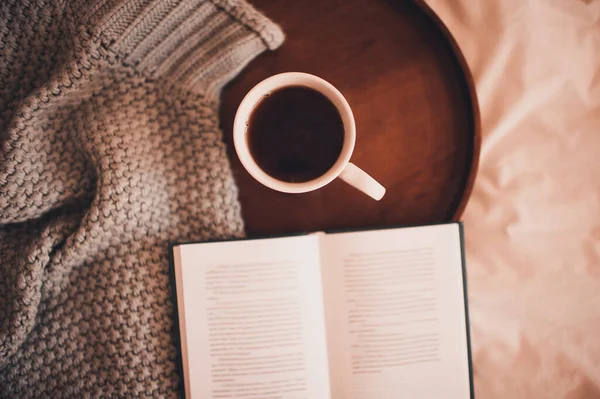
[84,0,284,96]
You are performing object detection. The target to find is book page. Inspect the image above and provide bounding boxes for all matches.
[173,235,330,399]
[319,224,471,399]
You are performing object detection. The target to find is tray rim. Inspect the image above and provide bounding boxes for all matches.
[412,0,482,221]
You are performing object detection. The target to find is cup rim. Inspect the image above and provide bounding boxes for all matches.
[233,72,356,194]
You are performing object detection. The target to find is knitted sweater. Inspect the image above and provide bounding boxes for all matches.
[0,0,283,396]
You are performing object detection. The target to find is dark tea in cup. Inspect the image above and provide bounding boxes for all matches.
[246,86,345,183]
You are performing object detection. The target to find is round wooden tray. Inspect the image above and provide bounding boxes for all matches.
[220,0,480,236]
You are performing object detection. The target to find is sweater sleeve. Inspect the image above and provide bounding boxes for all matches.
[82,0,284,98]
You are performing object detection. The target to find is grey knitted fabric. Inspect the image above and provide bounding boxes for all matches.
[0,0,283,396]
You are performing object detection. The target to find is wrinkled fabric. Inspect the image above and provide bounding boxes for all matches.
[425,0,600,397]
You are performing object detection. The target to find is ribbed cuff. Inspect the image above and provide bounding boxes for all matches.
[84,0,284,96]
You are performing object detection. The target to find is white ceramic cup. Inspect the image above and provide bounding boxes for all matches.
[233,72,386,201]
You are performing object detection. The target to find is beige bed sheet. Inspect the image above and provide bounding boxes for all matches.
[423,1,600,397]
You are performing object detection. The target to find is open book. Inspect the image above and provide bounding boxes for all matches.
[170,223,473,398]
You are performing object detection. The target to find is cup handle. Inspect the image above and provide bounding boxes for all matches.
[338,162,386,200]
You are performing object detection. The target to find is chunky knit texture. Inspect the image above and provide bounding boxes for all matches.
[0,0,283,396]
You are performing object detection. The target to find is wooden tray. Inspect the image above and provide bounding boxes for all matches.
[220,0,480,236]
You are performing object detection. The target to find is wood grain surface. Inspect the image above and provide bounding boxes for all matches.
[219,0,480,236]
